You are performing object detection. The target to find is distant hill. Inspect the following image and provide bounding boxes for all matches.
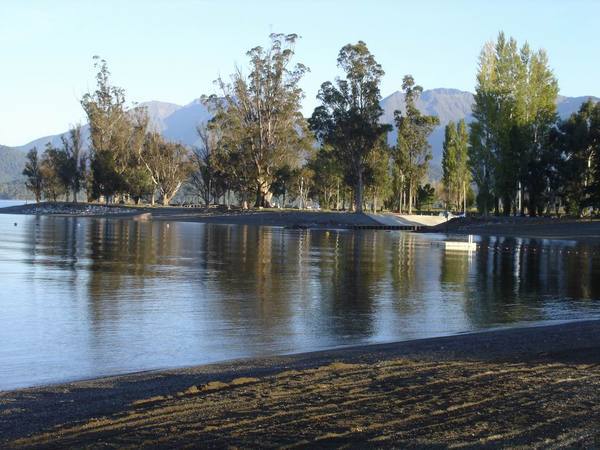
[0,146,26,184]
[1,90,598,196]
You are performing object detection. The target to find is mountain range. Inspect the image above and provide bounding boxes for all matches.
[1,88,598,188]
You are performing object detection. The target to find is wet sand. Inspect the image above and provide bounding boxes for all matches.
[2,320,599,448]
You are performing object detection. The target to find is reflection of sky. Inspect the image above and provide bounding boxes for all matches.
[1,214,600,390]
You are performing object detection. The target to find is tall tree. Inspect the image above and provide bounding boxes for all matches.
[81,56,148,202]
[455,120,471,212]
[393,75,439,214]
[190,122,219,207]
[518,47,559,215]
[23,147,43,202]
[442,121,458,208]
[469,41,497,215]
[206,33,310,208]
[310,41,391,212]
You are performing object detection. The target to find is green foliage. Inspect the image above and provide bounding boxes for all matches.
[23,147,43,202]
[551,100,600,215]
[442,119,470,211]
[310,41,391,212]
[469,32,558,215]
[416,183,435,210]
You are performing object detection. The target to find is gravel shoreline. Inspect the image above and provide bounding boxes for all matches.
[0,202,383,229]
[426,215,600,241]
[2,320,599,448]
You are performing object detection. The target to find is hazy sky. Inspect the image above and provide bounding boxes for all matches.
[1,0,598,146]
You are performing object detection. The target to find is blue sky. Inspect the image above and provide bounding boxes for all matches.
[1,0,598,146]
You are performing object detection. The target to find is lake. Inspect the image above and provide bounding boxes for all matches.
[1,209,600,390]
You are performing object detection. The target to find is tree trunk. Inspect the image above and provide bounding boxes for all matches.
[408,180,413,214]
[354,170,364,213]
[255,186,262,208]
[502,196,512,216]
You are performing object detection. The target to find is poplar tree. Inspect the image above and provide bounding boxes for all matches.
[469,32,557,215]
[443,120,470,210]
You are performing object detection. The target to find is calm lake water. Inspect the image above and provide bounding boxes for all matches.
[1,208,600,390]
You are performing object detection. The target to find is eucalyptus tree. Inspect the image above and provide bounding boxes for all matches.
[191,122,220,207]
[393,75,439,214]
[140,132,192,205]
[23,147,43,202]
[206,33,310,208]
[81,56,148,202]
[310,41,391,212]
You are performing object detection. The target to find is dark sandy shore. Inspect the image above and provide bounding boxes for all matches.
[427,215,600,242]
[2,320,599,448]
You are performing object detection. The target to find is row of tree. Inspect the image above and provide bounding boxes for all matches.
[23,32,600,216]
[23,34,442,213]
[24,57,192,206]
[465,32,600,216]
